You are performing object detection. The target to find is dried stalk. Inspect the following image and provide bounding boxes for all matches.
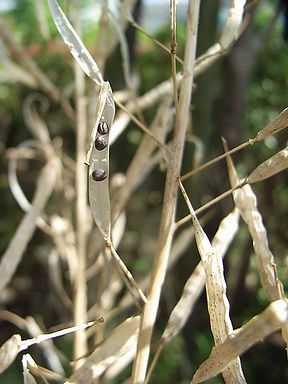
[224,143,284,302]
[181,104,288,181]
[194,0,246,76]
[94,0,137,71]
[107,244,147,307]
[111,96,172,219]
[0,20,74,119]
[73,3,89,362]
[146,209,240,383]
[131,1,201,382]
[191,300,288,383]
[0,319,101,375]
[179,180,246,383]
[127,16,183,64]
[66,316,139,384]
[0,155,59,294]
[224,141,288,355]
[109,0,247,140]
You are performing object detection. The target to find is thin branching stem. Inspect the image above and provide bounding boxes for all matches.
[131,1,201,382]
[73,1,88,363]
[128,16,183,64]
[181,141,250,180]
[115,99,167,150]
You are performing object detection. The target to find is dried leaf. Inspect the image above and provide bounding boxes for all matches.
[66,316,139,384]
[246,147,288,184]
[0,334,21,374]
[0,156,59,294]
[191,300,288,383]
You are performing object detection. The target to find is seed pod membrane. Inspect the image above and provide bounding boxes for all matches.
[88,83,115,240]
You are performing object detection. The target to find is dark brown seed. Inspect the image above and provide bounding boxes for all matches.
[91,169,107,181]
[97,122,109,135]
[95,136,108,150]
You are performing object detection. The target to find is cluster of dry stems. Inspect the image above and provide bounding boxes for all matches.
[0,1,288,383]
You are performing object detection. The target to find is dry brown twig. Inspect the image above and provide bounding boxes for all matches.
[131,1,201,382]
[191,300,288,383]
[146,208,240,383]
[179,180,246,383]
[0,20,74,119]
[73,2,89,363]
[0,153,60,295]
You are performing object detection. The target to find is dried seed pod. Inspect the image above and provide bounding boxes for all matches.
[88,83,115,241]
[92,169,107,182]
[97,122,109,135]
[95,136,108,151]
[246,147,288,184]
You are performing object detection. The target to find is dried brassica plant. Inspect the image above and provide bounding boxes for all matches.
[0,0,287,383]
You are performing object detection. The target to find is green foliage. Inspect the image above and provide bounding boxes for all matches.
[151,336,189,384]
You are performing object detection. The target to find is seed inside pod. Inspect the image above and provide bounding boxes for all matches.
[97,122,109,135]
[91,169,107,181]
[95,136,108,150]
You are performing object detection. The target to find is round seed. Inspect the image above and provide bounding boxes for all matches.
[97,122,109,135]
[91,169,107,181]
[95,136,108,151]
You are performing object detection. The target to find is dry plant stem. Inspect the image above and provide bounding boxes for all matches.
[179,144,288,224]
[178,180,245,225]
[73,6,88,363]
[191,300,288,384]
[115,99,166,150]
[94,0,137,70]
[131,1,201,382]
[107,9,134,91]
[94,4,110,73]
[223,140,288,355]
[146,209,240,382]
[35,1,50,40]
[110,0,246,138]
[182,105,288,181]
[66,316,139,384]
[111,96,171,219]
[107,243,147,307]
[102,224,199,323]
[0,21,74,119]
[128,17,183,65]
[224,140,283,303]
[181,141,250,181]
[0,156,59,294]
[170,0,180,126]
[179,180,246,383]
